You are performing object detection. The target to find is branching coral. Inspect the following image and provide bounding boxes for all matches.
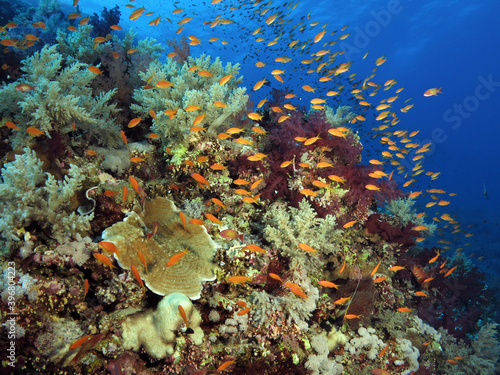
[0,44,121,148]
[263,199,344,259]
[130,54,248,150]
[0,148,93,250]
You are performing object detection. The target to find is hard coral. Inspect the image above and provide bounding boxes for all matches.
[122,293,204,359]
[102,197,217,299]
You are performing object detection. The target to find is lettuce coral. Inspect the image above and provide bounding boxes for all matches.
[130,54,248,150]
[0,44,121,148]
[101,197,216,299]
[0,148,93,250]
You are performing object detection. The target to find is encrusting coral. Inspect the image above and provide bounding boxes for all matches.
[122,292,204,359]
[0,147,93,250]
[101,197,217,299]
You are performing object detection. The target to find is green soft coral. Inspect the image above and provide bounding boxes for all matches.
[131,54,248,148]
[0,44,121,148]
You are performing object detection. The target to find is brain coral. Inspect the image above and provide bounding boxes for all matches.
[101,197,216,299]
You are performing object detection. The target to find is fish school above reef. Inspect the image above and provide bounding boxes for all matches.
[0,0,498,374]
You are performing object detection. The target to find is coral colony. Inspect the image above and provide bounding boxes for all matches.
[0,0,498,374]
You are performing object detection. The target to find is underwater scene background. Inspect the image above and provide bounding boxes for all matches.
[0,0,499,374]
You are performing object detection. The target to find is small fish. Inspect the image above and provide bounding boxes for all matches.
[237,307,251,316]
[423,88,442,97]
[284,282,308,298]
[318,280,339,289]
[166,249,190,267]
[93,253,115,269]
[69,334,93,351]
[131,265,146,291]
[83,279,89,299]
[178,305,189,326]
[87,66,102,74]
[122,186,128,204]
[246,244,266,253]
[339,259,346,274]
[345,314,362,319]
[397,307,412,313]
[26,127,44,136]
[138,251,148,274]
[365,184,381,191]
[343,220,357,228]
[128,117,142,128]
[370,260,382,276]
[335,297,351,305]
[146,221,159,240]
[227,276,250,284]
[204,213,221,224]
[219,229,244,241]
[298,243,317,253]
[269,273,283,282]
[129,176,141,195]
[98,241,121,256]
[389,266,405,272]
[373,276,387,283]
[179,211,187,232]
[217,360,235,372]
[444,266,457,277]
[428,250,440,264]
[371,369,392,375]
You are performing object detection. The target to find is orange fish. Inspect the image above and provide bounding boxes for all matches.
[227,276,250,284]
[318,280,339,289]
[131,265,145,291]
[137,251,148,274]
[26,127,44,136]
[237,307,251,316]
[397,307,412,313]
[129,7,146,21]
[129,176,140,195]
[128,118,142,128]
[284,282,308,298]
[93,253,115,269]
[191,172,210,187]
[389,266,405,272]
[87,66,102,74]
[217,360,235,372]
[339,259,346,274]
[204,213,221,224]
[344,314,362,320]
[122,186,128,204]
[190,219,204,225]
[365,184,381,191]
[219,229,244,241]
[98,241,121,256]
[83,279,89,299]
[179,211,187,232]
[268,273,283,282]
[298,243,317,253]
[423,88,442,97]
[373,276,387,283]
[335,297,351,305]
[343,220,357,228]
[370,260,382,276]
[120,130,128,145]
[428,250,440,264]
[444,266,457,277]
[178,304,189,326]
[300,189,317,196]
[69,334,93,351]
[4,121,19,130]
[246,244,266,253]
[166,249,190,267]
